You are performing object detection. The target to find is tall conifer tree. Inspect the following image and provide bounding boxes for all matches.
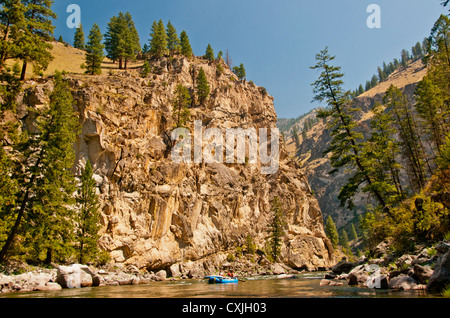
[383,85,427,192]
[0,0,27,71]
[0,72,79,263]
[149,19,167,59]
[166,20,180,56]
[268,197,286,262]
[179,30,192,58]
[104,12,140,69]
[73,24,86,50]
[310,47,392,216]
[19,0,56,80]
[205,43,214,60]
[84,23,104,75]
[76,160,100,264]
[196,67,210,105]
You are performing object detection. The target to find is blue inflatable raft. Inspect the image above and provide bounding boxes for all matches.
[206,276,238,284]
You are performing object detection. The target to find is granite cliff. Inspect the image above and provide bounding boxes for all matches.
[19,53,333,276]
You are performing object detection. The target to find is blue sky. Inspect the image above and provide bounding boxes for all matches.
[52,1,446,118]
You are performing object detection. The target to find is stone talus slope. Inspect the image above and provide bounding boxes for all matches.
[23,56,334,274]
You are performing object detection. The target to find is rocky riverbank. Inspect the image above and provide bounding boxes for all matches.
[0,253,297,295]
[0,263,161,294]
[320,240,450,295]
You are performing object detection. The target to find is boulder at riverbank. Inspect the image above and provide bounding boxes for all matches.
[322,240,450,294]
[0,263,157,294]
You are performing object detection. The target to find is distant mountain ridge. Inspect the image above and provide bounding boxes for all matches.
[279,59,428,230]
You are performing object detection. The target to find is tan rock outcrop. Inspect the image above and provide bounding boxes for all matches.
[21,55,334,273]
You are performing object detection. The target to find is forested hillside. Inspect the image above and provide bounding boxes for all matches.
[283,14,450,258]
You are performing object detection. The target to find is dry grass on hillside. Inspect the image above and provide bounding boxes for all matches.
[359,59,427,98]
[283,59,428,158]
[6,41,144,79]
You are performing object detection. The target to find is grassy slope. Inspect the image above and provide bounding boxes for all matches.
[6,41,144,79]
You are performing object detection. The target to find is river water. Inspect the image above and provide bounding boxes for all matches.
[0,272,442,299]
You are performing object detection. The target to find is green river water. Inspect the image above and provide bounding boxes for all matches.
[0,272,443,298]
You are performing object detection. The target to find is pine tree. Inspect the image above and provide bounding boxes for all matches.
[104,15,122,64]
[205,43,214,60]
[29,72,79,263]
[415,75,449,157]
[76,160,100,264]
[84,23,104,75]
[73,24,85,50]
[0,72,79,263]
[172,84,191,128]
[377,66,387,82]
[104,12,140,69]
[422,38,430,57]
[292,126,301,148]
[19,0,57,80]
[357,84,364,96]
[0,62,22,111]
[0,0,27,71]
[311,47,392,216]
[166,20,180,56]
[122,12,140,69]
[324,215,339,248]
[412,42,423,59]
[350,223,358,241]
[384,85,427,192]
[364,102,405,204]
[427,14,450,68]
[401,49,410,68]
[415,15,450,159]
[339,230,350,250]
[232,63,246,80]
[196,67,210,105]
[179,30,192,58]
[141,60,150,77]
[0,144,19,253]
[268,197,286,262]
[142,43,150,54]
[387,62,395,75]
[371,74,379,87]
[149,19,167,59]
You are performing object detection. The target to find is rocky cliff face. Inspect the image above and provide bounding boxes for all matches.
[20,55,333,274]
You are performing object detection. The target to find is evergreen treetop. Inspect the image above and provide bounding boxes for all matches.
[205,43,214,60]
[19,0,57,79]
[179,30,193,58]
[76,160,101,264]
[84,23,104,75]
[149,19,168,59]
[325,216,339,248]
[196,67,210,105]
[73,24,86,50]
[166,20,180,55]
[104,12,140,69]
